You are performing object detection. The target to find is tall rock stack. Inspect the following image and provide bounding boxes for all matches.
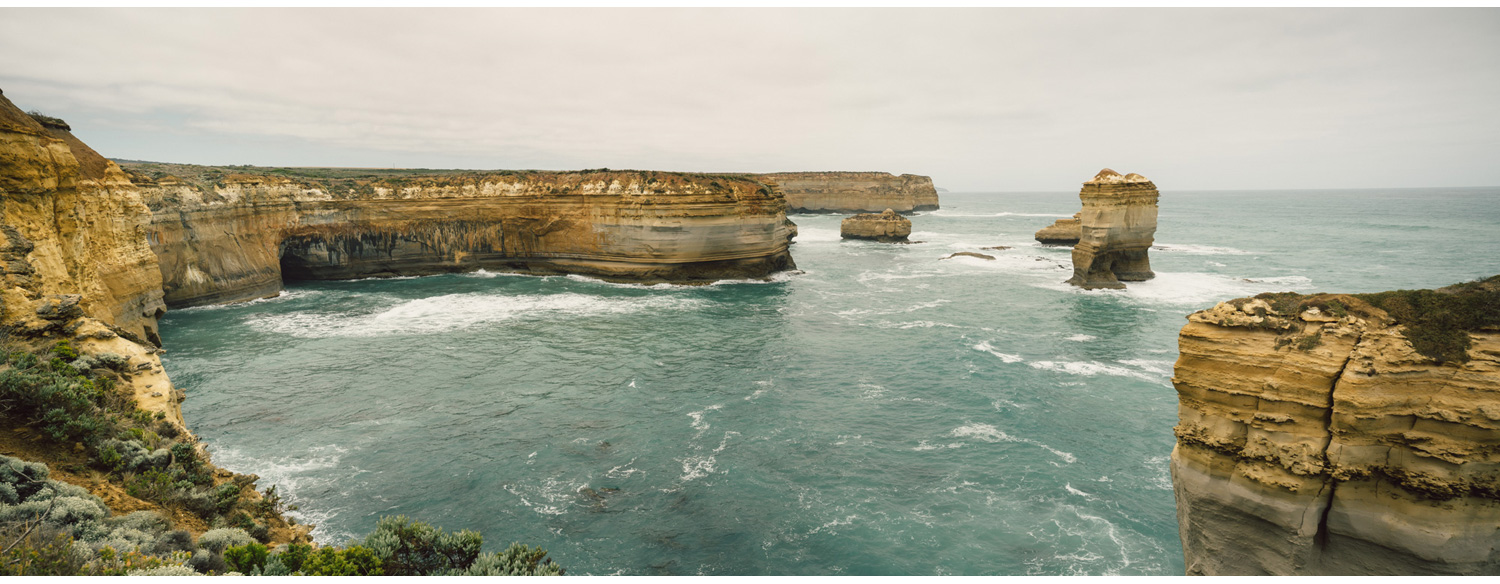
[1065,169,1158,289]
[1171,279,1500,575]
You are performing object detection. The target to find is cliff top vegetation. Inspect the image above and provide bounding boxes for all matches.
[1251,274,1500,364]
[116,160,771,195]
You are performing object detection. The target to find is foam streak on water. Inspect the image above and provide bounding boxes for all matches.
[164,189,1500,575]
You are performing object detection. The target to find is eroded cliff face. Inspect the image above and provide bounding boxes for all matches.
[1172,280,1500,575]
[134,168,797,308]
[0,91,176,420]
[758,171,939,214]
[1066,169,1158,289]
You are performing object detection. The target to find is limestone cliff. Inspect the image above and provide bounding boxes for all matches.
[840,208,911,243]
[130,165,797,308]
[1171,278,1500,575]
[757,171,939,214]
[1034,213,1081,245]
[0,91,179,426]
[1066,169,1158,289]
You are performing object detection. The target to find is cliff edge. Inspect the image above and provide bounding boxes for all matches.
[758,171,939,214]
[127,163,797,308]
[1171,277,1500,575]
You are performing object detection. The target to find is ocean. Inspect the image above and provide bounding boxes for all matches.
[159,188,1500,575]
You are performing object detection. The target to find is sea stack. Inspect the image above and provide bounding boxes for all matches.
[841,208,912,242]
[1065,169,1158,289]
[1034,213,1082,245]
[1171,278,1500,575]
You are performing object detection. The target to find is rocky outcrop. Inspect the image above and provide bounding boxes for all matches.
[1066,169,1158,289]
[1035,213,1081,245]
[840,208,912,243]
[0,91,177,420]
[134,167,797,308]
[1171,279,1500,575]
[0,93,166,346]
[758,171,939,214]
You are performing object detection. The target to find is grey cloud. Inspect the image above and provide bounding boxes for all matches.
[0,8,1496,191]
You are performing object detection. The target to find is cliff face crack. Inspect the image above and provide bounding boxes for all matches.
[1313,328,1361,551]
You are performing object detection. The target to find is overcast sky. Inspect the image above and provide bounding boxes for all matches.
[1,8,1496,191]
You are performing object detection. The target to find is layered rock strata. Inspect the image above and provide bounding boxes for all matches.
[1034,213,1081,245]
[840,208,912,243]
[758,171,939,214]
[0,91,177,420]
[1172,280,1500,575]
[1065,169,1158,289]
[134,167,797,308]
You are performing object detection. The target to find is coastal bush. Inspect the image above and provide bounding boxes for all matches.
[271,542,312,573]
[361,515,482,575]
[460,543,565,576]
[196,527,254,554]
[0,455,196,575]
[1355,276,1500,364]
[222,542,268,574]
[299,545,383,576]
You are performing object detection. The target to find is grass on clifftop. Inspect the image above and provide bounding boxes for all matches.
[1353,275,1500,364]
[115,160,769,194]
[1255,275,1500,364]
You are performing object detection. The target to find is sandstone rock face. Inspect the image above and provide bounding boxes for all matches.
[1035,213,1081,245]
[0,90,177,424]
[0,92,166,343]
[840,209,912,242]
[1066,169,1158,289]
[1171,282,1500,575]
[758,172,939,214]
[136,168,798,308]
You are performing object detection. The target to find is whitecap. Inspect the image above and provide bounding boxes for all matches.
[1151,243,1254,255]
[171,289,317,313]
[245,292,704,338]
[949,423,1076,463]
[1027,360,1162,384]
[1064,334,1096,342]
[1033,271,1315,306]
[678,455,716,481]
[793,227,842,242]
[1064,483,1096,500]
[973,342,1024,363]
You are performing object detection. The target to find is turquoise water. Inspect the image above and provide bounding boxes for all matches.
[160,189,1500,576]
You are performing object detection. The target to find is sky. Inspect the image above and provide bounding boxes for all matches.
[1,8,1497,191]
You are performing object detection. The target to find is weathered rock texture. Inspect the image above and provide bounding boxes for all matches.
[1066,169,1158,289]
[0,91,175,420]
[840,208,912,243]
[1172,279,1500,575]
[131,166,797,308]
[758,172,939,214]
[1035,213,1081,245]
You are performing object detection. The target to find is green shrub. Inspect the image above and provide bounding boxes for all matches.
[460,542,565,576]
[273,542,312,573]
[1355,275,1500,364]
[213,483,241,515]
[300,545,383,576]
[361,515,481,575]
[196,528,254,554]
[222,542,268,574]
